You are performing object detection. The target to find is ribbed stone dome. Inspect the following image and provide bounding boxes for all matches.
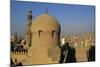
[29,13,61,64]
[31,14,60,32]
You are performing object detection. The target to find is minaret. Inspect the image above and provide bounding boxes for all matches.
[24,10,33,48]
[26,10,32,34]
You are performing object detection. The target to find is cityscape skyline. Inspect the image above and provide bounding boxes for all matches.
[11,1,95,36]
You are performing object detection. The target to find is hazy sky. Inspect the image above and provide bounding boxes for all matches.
[11,0,95,36]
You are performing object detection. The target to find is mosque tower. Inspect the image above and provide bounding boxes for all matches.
[24,10,33,48]
[27,8,61,64]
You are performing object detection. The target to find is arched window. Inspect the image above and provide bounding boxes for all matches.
[52,30,55,38]
[38,30,43,38]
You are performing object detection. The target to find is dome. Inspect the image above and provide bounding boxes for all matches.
[31,14,60,32]
[30,14,61,64]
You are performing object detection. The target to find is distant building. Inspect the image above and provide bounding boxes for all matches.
[11,32,18,45]
[60,38,66,46]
